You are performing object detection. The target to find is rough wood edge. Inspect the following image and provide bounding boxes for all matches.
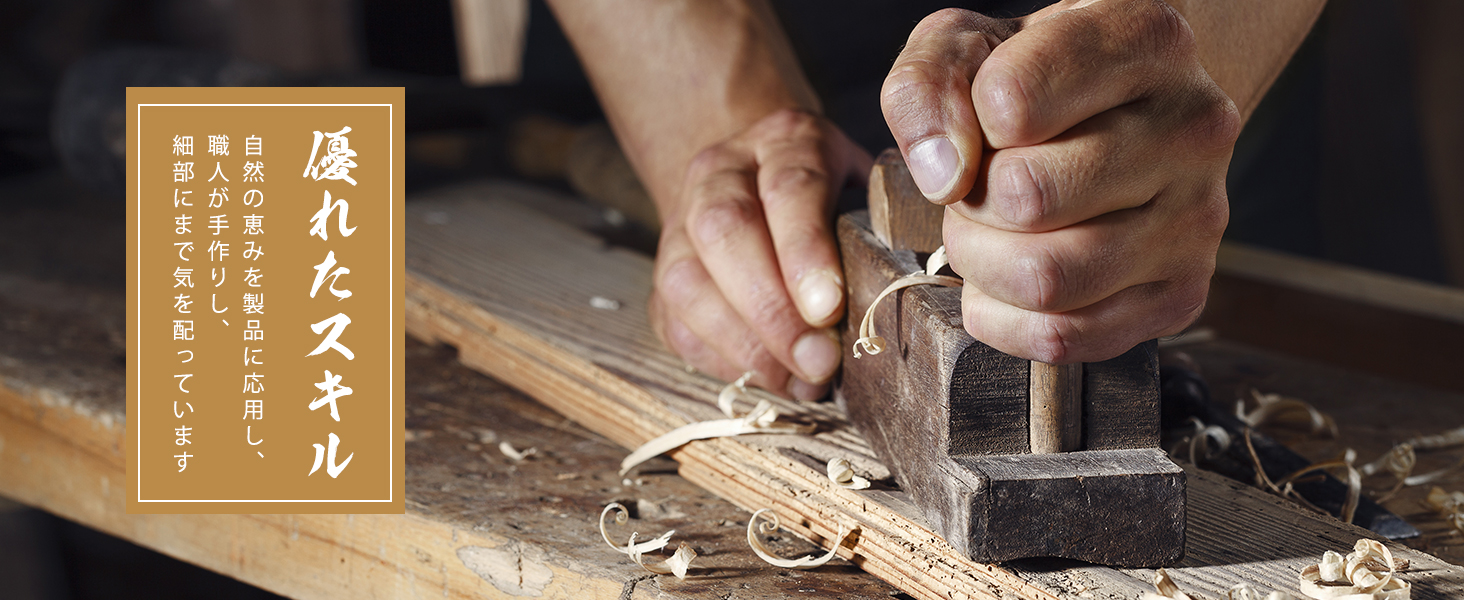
[1216,241,1464,325]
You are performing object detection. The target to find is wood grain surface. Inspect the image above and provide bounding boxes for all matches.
[2,179,1463,599]
[399,183,1464,599]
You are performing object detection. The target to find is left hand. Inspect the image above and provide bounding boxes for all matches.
[880,0,1242,364]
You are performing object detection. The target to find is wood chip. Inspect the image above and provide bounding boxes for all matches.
[826,457,870,490]
[1299,539,1410,599]
[745,508,851,570]
[621,378,813,475]
[599,502,696,580]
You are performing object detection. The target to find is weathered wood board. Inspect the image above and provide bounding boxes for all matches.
[400,183,1464,599]
[0,271,903,599]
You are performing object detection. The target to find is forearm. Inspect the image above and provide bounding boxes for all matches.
[1166,0,1327,122]
[545,0,819,214]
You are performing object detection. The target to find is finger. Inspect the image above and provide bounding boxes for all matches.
[751,111,847,328]
[655,300,742,382]
[654,226,796,395]
[960,273,1210,364]
[881,9,1015,204]
[682,148,843,386]
[976,0,1195,148]
[950,108,1167,232]
[943,200,1172,314]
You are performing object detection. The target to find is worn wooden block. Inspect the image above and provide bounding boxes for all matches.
[835,211,1184,566]
[868,148,944,252]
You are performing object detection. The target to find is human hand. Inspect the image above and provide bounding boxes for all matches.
[649,109,872,399]
[881,0,1241,364]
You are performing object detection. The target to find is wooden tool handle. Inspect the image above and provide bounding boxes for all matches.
[1029,361,1082,453]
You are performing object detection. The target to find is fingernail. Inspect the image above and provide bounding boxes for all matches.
[792,329,841,383]
[789,377,829,402]
[797,269,844,324]
[907,137,959,199]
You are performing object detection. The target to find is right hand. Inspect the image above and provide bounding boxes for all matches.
[649,109,873,400]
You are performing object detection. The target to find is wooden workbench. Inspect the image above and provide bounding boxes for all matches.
[3,180,1464,599]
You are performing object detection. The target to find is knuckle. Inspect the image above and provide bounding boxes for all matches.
[761,165,827,209]
[1012,245,1070,312]
[656,257,705,305]
[916,8,980,36]
[686,195,758,251]
[686,144,733,180]
[880,59,947,128]
[990,156,1051,230]
[1190,94,1243,155]
[1191,186,1231,238]
[975,59,1043,145]
[1159,279,1210,335]
[756,108,819,139]
[1028,314,1079,364]
[1131,0,1194,57]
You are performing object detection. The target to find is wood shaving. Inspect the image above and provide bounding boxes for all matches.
[1402,455,1464,487]
[1178,417,1232,465]
[1424,486,1464,537]
[826,457,870,489]
[498,440,537,461]
[1237,389,1338,438]
[745,508,852,569]
[852,246,962,358]
[1404,426,1464,450]
[599,503,696,579]
[620,390,813,475]
[1299,539,1409,599]
[1142,569,1198,600]
[717,371,755,417]
[589,296,621,310]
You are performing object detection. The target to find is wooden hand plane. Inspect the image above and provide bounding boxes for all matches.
[835,150,1185,566]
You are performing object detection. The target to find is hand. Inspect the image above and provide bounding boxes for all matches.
[649,109,872,400]
[881,0,1241,364]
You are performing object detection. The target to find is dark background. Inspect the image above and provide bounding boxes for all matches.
[0,0,1459,598]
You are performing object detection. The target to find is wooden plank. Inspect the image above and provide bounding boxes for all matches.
[400,183,1464,599]
[1203,241,1464,394]
[0,275,902,600]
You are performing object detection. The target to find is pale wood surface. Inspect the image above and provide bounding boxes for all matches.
[400,183,1464,599]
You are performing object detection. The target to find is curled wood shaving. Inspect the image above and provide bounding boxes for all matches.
[745,508,852,570]
[620,395,813,475]
[599,502,697,579]
[498,441,537,461]
[1141,569,1198,600]
[1424,487,1464,537]
[1273,449,1363,524]
[1401,454,1464,487]
[716,371,755,417]
[853,246,962,358]
[1425,486,1464,514]
[1180,417,1232,465]
[1404,426,1464,451]
[1360,444,1415,479]
[826,457,870,490]
[1299,539,1409,599]
[1237,389,1338,438]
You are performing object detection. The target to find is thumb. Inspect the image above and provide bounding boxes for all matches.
[881,9,1018,204]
